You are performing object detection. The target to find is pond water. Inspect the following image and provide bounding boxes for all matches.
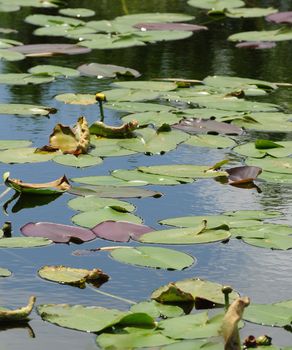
[0,0,292,349]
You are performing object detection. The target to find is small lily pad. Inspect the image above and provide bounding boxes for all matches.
[38,265,109,288]
[0,104,56,116]
[228,29,292,42]
[225,7,278,18]
[0,267,11,277]
[130,300,184,318]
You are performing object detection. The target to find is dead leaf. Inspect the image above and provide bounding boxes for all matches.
[226,166,262,185]
[0,296,36,322]
[89,120,139,138]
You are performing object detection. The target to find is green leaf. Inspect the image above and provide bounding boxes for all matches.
[89,138,137,157]
[67,195,135,213]
[71,175,146,186]
[0,104,55,116]
[71,207,142,228]
[112,169,194,185]
[139,225,230,244]
[0,267,11,277]
[122,111,182,128]
[228,29,292,42]
[105,101,174,113]
[99,88,159,102]
[53,154,103,168]
[112,81,177,91]
[187,0,244,10]
[38,265,108,288]
[78,62,140,79]
[246,157,292,174]
[25,14,85,27]
[110,246,195,270]
[55,93,96,105]
[130,300,184,318]
[225,7,278,18]
[185,134,236,148]
[233,141,292,158]
[59,8,95,18]
[0,73,54,85]
[28,65,80,77]
[0,140,32,149]
[0,237,52,248]
[0,49,25,61]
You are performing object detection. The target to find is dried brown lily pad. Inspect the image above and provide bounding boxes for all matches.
[226,166,262,185]
[172,118,243,135]
[4,173,71,194]
[10,44,91,57]
[133,22,208,32]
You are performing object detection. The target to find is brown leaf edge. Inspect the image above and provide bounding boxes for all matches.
[0,296,36,322]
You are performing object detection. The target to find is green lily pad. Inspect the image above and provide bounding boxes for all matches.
[71,175,146,187]
[138,164,227,179]
[68,195,135,213]
[233,140,292,158]
[0,296,36,322]
[99,88,159,102]
[246,157,292,174]
[38,265,108,288]
[71,207,142,228]
[0,104,55,116]
[0,147,56,164]
[223,209,282,219]
[161,340,224,350]
[0,267,11,277]
[259,171,292,184]
[0,49,25,61]
[115,12,195,25]
[185,134,236,148]
[28,65,80,77]
[139,225,230,244]
[78,63,140,79]
[112,81,177,91]
[55,93,96,105]
[151,278,239,306]
[53,154,103,168]
[110,246,195,270]
[96,328,176,349]
[122,111,182,128]
[59,8,95,18]
[33,25,96,37]
[0,38,22,49]
[25,14,85,27]
[187,0,244,10]
[112,169,194,185]
[0,237,52,248]
[130,300,184,318]
[0,73,55,85]
[89,138,137,157]
[228,28,292,42]
[37,304,128,332]
[225,7,278,18]
[0,140,32,149]
[105,101,174,113]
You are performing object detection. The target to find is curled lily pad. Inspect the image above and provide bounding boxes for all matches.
[152,278,239,307]
[38,266,109,288]
[20,222,96,243]
[110,246,195,270]
[4,173,70,194]
[226,166,262,185]
[77,63,140,78]
[0,296,36,322]
[0,267,11,277]
[92,221,153,242]
[89,120,138,138]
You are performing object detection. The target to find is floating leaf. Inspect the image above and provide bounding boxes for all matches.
[134,22,207,32]
[59,8,95,18]
[38,266,108,288]
[4,173,70,194]
[53,154,103,168]
[68,185,162,198]
[0,267,11,277]
[89,120,138,138]
[28,65,80,77]
[139,225,230,244]
[113,81,177,91]
[185,134,236,148]
[233,140,292,158]
[0,237,52,248]
[89,137,137,157]
[246,157,292,174]
[152,278,239,306]
[187,0,244,10]
[78,63,140,78]
[172,118,243,135]
[228,29,292,42]
[0,140,32,149]
[226,166,262,185]
[91,221,153,242]
[110,246,195,270]
[112,169,194,185]
[25,14,85,27]
[20,222,96,243]
[0,104,56,116]
[68,196,135,213]
[105,101,173,113]
[122,111,182,128]
[0,48,24,61]
[266,11,292,24]
[55,93,96,105]
[71,175,145,187]
[235,41,276,49]
[0,147,56,164]
[71,207,142,228]
[0,296,36,322]
[97,88,159,102]
[225,7,278,18]
[130,300,183,318]
[10,44,91,57]
[0,73,54,85]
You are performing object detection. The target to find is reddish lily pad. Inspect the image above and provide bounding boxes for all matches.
[235,41,276,49]
[10,44,91,57]
[20,222,96,243]
[226,166,262,185]
[266,11,292,24]
[133,23,207,32]
[77,63,140,78]
[172,118,243,135]
[92,221,154,242]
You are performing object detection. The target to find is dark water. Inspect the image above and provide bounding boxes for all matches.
[0,1,292,349]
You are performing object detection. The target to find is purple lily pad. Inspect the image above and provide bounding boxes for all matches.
[226,166,262,185]
[92,220,154,242]
[10,44,91,57]
[20,222,96,243]
[266,11,292,24]
[133,22,208,32]
[172,118,243,135]
[236,41,276,49]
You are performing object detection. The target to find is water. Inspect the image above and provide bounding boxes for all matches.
[0,0,292,348]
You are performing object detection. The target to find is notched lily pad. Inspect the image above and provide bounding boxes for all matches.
[0,296,36,322]
[21,222,96,243]
[38,265,109,288]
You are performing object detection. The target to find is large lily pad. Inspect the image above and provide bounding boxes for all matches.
[233,140,292,158]
[110,246,195,270]
[228,29,292,42]
[185,134,236,148]
[105,101,174,113]
[112,81,177,91]
[78,63,140,78]
[130,300,184,319]
[67,196,135,213]
[89,138,137,157]
[38,266,108,288]
[0,73,54,85]
[28,65,80,77]
[0,140,32,149]
[25,14,85,27]
[59,8,95,18]
[0,237,52,248]
[97,88,159,102]
[53,154,103,168]
[71,175,146,187]
[122,111,182,128]
[151,278,239,306]
[0,147,56,164]
[55,93,96,105]
[225,7,278,18]
[187,0,244,10]
[92,221,153,242]
[246,157,292,174]
[20,222,96,243]
[0,48,24,61]
[71,208,142,228]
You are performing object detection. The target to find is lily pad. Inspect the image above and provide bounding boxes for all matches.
[20,222,96,243]
[122,111,182,128]
[112,81,177,91]
[266,11,292,24]
[0,73,54,85]
[225,7,278,18]
[112,169,194,185]
[28,65,80,77]
[246,157,292,174]
[228,29,292,42]
[10,44,91,57]
[92,221,153,242]
[25,14,85,27]
[0,140,32,149]
[0,237,52,248]
[68,196,135,213]
[0,296,36,322]
[226,165,262,185]
[233,140,292,158]
[185,134,236,148]
[0,148,56,164]
[71,207,142,228]
[71,175,146,187]
[55,93,96,105]
[139,225,230,244]
[0,104,56,116]
[98,88,159,102]
[151,278,239,306]
[105,101,174,113]
[78,63,140,78]
[130,300,184,318]
[187,0,244,10]
[53,154,103,168]
[0,267,11,277]
[0,49,25,61]
[38,266,108,288]
[59,8,95,18]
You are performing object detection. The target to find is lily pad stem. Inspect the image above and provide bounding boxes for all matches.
[88,285,136,305]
